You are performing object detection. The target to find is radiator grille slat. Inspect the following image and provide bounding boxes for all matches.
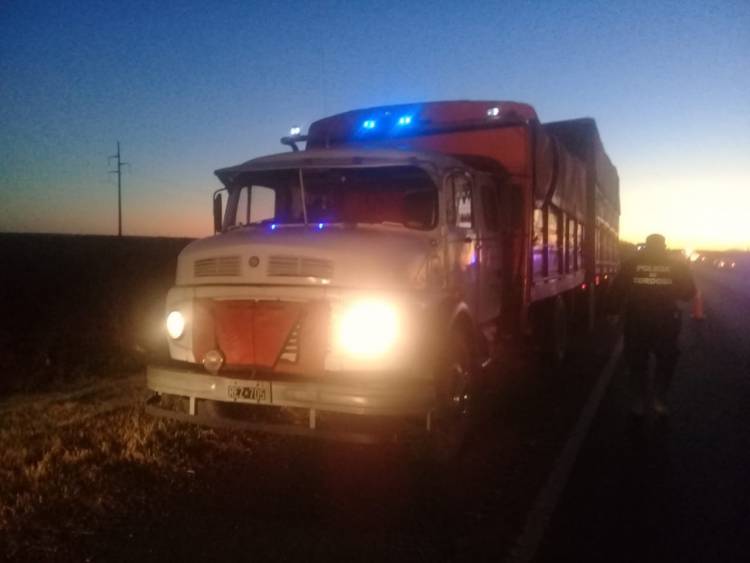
[301,257,334,279]
[194,256,240,277]
[268,255,334,279]
[267,255,300,277]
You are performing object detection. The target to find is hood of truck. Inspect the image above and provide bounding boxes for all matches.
[176,225,435,289]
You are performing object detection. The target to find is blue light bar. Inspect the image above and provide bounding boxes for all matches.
[362,119,377,130]
[397,115,413,126]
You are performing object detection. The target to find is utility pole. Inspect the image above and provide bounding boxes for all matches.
[108,142,129,236]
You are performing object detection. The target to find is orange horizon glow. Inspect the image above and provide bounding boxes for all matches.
[1,156,747,252]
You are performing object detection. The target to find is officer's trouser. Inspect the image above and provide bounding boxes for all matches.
[624,312,681,401]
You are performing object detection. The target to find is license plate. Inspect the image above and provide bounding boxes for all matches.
[227,380,271,404]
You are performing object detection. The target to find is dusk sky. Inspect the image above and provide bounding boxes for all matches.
[1,0,748,250]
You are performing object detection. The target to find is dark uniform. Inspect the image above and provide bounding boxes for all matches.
[610,235,696,414]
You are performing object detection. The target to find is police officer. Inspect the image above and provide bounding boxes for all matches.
[610,234,696,417]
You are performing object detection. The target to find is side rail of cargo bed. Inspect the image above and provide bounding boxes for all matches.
[145,363,437,444]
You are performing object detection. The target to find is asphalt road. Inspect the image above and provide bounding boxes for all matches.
[537,265,750,563]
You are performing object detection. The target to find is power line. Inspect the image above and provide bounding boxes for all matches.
[108,141,129,236]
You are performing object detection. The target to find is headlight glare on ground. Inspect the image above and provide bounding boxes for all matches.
[166,310,185,340]
[337,299,400,358]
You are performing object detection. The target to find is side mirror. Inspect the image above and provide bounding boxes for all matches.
[213,192,223,233]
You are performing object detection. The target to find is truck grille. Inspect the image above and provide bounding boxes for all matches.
[194,256,240,277]
[268,255,334,280]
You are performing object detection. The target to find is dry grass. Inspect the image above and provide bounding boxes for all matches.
[0,374,258,560]
[0,319,622,561]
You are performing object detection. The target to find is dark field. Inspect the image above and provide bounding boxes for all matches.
[0,234,192,393]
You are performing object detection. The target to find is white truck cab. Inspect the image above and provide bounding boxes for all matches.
[147,147,503,448]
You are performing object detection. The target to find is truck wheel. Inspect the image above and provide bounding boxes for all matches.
[429,328,477,462]
[542,296,569,371]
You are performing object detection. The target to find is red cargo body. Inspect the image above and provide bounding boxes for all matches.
[306,101,618,330]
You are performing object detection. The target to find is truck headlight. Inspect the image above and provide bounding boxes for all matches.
[166,310,186,340]
[336,299,400,358]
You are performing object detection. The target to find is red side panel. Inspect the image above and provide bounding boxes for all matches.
[191,300,329,377]
[402,126,529,177]
[192,299,216,366]
[277,300,330,376]
[250,302,302,367]
[212,301,302,368]
[212,301,258,366]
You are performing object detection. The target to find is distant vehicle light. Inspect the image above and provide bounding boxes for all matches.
[487,106,501,117]
[397,115,412,126]
[290,126,301,136]
[317,223,324,229]
[270,223,277,230]
[166,311,185,340]
[730,262,736,268]
[363,119,377,130]
[719,260,726,268]
[336,299,400,358]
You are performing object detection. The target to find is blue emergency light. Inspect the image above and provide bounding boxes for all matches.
[362,119,377,130]
[397,115,412,126]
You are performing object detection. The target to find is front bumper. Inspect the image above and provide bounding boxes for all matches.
[146,363,436,442]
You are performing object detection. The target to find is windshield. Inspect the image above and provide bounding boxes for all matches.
[224,165,438,231]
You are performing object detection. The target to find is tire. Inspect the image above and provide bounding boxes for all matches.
[428,327,477,463]
[541,296,569,371]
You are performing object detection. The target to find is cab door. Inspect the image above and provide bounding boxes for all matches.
[475,175,503,325]
[444,170,479,318]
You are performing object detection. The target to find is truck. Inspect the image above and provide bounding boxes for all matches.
[146,100,619,455]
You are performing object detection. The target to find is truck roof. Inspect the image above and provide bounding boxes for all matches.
[306,100,537,148]
[214,147,465,186]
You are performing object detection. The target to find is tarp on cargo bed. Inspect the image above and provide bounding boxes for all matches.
[542,118,620,212]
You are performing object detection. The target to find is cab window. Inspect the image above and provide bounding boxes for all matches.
[233,185,276,227]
